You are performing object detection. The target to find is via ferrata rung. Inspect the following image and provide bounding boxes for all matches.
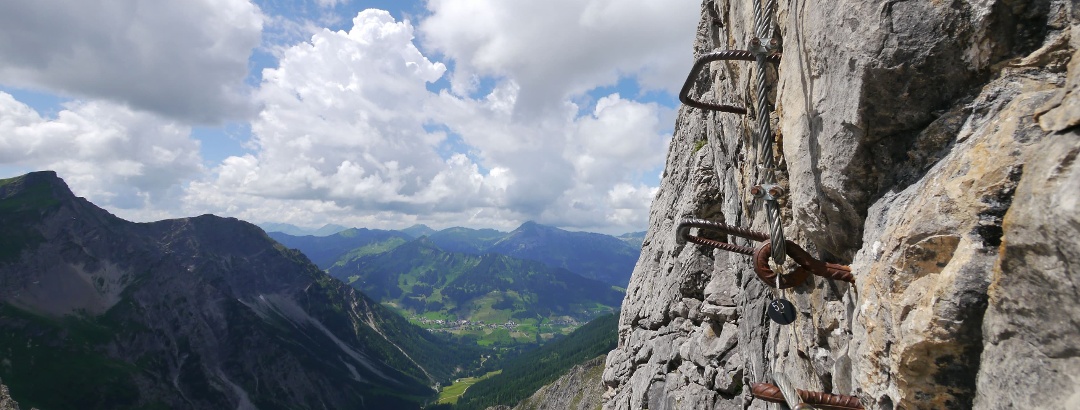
[678,46,781,115]
[751,381,864,410]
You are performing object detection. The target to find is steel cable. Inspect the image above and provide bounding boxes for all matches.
[749,0,786,265]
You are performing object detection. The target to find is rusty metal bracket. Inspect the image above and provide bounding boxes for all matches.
[751,382,864,410]
[676,218,767,253]
[678,49,781,114]
[676,218,853,289]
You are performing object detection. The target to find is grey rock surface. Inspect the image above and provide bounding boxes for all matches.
[604,0,1079,409]
[975,95,1080,407]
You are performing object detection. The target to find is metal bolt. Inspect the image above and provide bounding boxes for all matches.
[767,185,785,198]
[751,185,764,197]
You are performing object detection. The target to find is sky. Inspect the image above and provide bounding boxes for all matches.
[0,0,698,235]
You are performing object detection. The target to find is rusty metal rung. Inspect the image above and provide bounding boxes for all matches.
[679,50,782,114]
[751,382,864,410]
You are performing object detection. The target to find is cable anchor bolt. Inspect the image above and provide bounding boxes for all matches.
[751,184,785,201]
[676,218,854,289]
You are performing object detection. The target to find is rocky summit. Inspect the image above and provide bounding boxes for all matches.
[0,171,475,409]
[603,0,1078,409]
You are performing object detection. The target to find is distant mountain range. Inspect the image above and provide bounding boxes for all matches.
[327,237,623,331]
[617,231,647,248]
[256,221,349,236]
[268,220,636,346]
[268,227,412,268]
[0,171,483,409]
[485,221,639,287]
[268,221,641,287]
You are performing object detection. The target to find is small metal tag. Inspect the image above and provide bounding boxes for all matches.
[767,298,796,325]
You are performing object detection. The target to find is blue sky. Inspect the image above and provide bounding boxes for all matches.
[0,0,697,234]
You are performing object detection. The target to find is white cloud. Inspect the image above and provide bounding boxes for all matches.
[428,89,671,231]
[569,94,669,187]
[0,3,684,234]
[179,9,675,234]
[0,92,203,215]
[419,0,698,115]
[192,10,509,220]
[0,0,263,123]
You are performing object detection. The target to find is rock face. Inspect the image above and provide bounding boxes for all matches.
[510,355,607,410]
[603,0,1078,409]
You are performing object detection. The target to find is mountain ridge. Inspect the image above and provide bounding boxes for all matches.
[0,171,479,409]
[270,221,640,287]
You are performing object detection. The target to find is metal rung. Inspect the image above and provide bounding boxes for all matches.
[679,49,781,114]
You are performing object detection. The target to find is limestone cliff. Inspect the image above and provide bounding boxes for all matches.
[603,0,1078,409]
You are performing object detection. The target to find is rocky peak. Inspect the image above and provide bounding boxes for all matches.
[0,170,67,199]
[603,1,1078,409]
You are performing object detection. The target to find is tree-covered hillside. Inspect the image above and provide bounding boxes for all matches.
[326,237,623,344]
[488,221,639,286]
[450,314,618,410]
[268,228,411,268]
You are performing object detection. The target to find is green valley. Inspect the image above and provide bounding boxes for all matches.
[450,313,619,410]
[325,237,624,345]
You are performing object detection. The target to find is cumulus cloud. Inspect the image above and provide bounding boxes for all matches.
[0,0,263,123]
[429,89,670,231]
[0,92,203,217]
[568,94,669,187]
[182,8,674,234]
[0,3,680,234]
[191,10,510,222]
[419,0,698,115]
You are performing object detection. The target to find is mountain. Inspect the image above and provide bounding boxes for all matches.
[326,238,623,341]
[0,171,481,409]
[426,227,507,254]
[451,314,616,410]
[273,222,639,288]
[257,222,348,237]
[400,224,436,238]
[311,223,350,236]
[268,228,412,269]
[487,221,639,286]
[616,231,647,248]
